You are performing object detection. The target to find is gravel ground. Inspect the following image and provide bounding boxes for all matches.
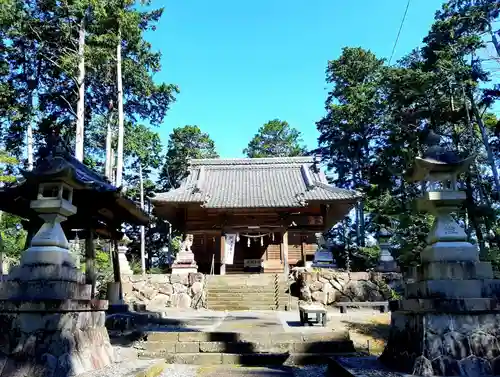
[78,362,328,377]
[77,359,163,377]
[159,364,198,377]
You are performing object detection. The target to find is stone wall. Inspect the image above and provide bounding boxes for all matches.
[295,269,402,305]
[122,273,206,311]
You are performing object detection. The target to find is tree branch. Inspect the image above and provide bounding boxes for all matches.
[59,95,78,118]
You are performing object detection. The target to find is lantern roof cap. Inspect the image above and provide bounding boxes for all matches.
[407,130,475,182]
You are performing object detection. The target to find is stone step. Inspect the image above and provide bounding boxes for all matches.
[207,306,279,311]
[141,340,354,354]
[138,352,355,365]
[207,292,279,301]
[207,297,279,306]
[207,287,276,292]
[145,331,350,343]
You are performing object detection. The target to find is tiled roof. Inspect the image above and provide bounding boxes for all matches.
[152,156,360,208]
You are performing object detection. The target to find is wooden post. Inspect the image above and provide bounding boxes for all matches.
[281,229,289,276]
[112,239,123,300]
[301,234,306,266]
[220,234,226,275]
[85,229,96,298]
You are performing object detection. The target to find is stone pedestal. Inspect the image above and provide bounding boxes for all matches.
[0,264,114,376]
[171,234,198,274]
[375,248,399,273]
[380,191,500,376]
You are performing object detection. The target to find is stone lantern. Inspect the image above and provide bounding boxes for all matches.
[21,181,77,266]
[118,234,133,275]
[375,228,399,272]
[379,131,500,376]
[311,233,336,269]
[0,136,116,376]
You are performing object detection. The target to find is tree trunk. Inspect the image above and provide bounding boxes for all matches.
[469,92,500,194]
[104,112,113,180]
[26,124,33,171]
[465,174,485,257]
[75,17,86,162]
[139,161,146,275]
[115,29,124,187]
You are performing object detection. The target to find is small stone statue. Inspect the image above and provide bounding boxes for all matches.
[172,233,197,274]
[180,234,194,253]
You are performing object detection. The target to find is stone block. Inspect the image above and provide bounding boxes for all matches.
[199,341,225,353]
[148,274,170,284]
[417,261,493,281]
[170,274,189,285]
[147,332,179,342]
[481,280,500,300]
[6,264,86,283]
[175,342,200,353]
[173,283,188,294]
[189,272,204,285]
[406,279,482,299]
[380,312,500,376]
[168,353,222,365]
[420,242,479,262]
[0,280,91,300]
[391,298,500,313]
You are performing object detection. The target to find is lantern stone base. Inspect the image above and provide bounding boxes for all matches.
[379,256,500,376]
[380,299,500,376]
[0,263,114,376]
[0,299,113,377]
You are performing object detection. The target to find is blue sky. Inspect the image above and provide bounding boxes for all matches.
[145,0,442,158]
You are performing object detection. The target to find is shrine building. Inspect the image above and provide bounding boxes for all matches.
[151,156,360,274]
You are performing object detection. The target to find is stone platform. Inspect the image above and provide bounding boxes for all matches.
[0,264,114,377]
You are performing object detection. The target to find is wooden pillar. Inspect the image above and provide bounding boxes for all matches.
[281,228,289,276]
[112,238,123,301]
[85,229,96,298]
[300,234,306,266]
[220,234,226,275]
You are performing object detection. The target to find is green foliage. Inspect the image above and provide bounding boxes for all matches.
[158,125,219,191]
[0,0,177,162]
[0,150,16,183]
[0,212,26,261]
[243,119,307,158]
[318,1,500,270]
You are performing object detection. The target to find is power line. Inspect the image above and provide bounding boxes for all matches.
[389,0,411,65]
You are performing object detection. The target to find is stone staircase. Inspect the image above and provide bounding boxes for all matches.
[136,330,356,365]
[206,274,288,311]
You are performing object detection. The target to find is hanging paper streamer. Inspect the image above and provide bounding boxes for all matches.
[260,236,263,246]
[271,233,275,242]
[247,238,250,247]
[236,233,240,242]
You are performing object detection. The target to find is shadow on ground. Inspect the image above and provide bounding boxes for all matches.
[106,309,193,346]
